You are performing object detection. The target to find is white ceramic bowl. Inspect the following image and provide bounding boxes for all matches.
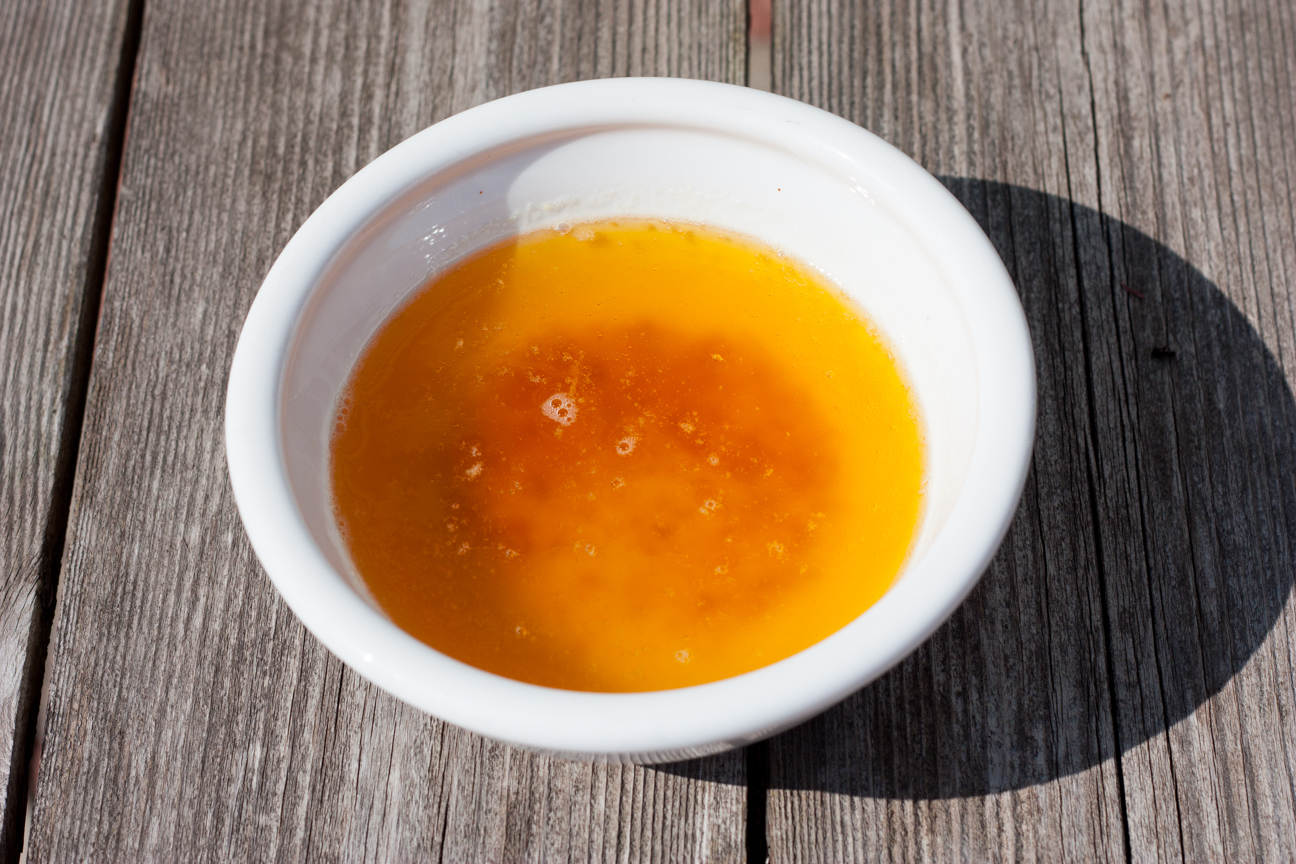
[225,78,1035,763]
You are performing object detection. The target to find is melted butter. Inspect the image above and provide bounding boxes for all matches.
[331,220,923,691]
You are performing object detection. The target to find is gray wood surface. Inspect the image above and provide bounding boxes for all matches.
[770,0,1296,860]
[24,0,747,861]
[12,0,1296,859]
[0,0,136,859]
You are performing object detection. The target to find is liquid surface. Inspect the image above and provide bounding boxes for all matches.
[331,220,923,691]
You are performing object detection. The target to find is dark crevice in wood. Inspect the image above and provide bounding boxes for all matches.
[431,721,454,862]
[1099,205,1194,863]
[744,0,752,85]
[1078,345,1136,864]
[744,741,768,863]
[2,1,146,862]
[1074,0,1184,856]
[1056,24,1134,856]
[1074,0,1191,853]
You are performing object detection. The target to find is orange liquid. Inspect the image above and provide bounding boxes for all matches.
[331,220,923,691]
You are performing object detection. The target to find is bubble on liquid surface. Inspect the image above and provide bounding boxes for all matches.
[542,393,577,426]
[616,435,637,455]
[333,395,354,435]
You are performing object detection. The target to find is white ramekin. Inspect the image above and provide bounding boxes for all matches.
[225,78,1035,763]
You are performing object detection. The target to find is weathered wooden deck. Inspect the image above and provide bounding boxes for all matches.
[2,0,1294,860]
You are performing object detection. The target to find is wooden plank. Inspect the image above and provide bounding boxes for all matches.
[770,0,1296,860]
[1079,0,1296,858]
[769,0,1127,860]
[25,0,748,861]
[0,0,137,859]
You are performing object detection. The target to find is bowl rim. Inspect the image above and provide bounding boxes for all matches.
[224,77,1035,761]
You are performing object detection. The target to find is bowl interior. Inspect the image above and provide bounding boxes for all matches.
[282,123,979,606]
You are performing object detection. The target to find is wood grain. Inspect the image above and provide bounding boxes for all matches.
[1081,0,1296,857]
[24,0,747,861]
[0,0,136,859]
[771,0,1296,860]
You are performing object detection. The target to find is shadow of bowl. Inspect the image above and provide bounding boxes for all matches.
[657,179,1296,799]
